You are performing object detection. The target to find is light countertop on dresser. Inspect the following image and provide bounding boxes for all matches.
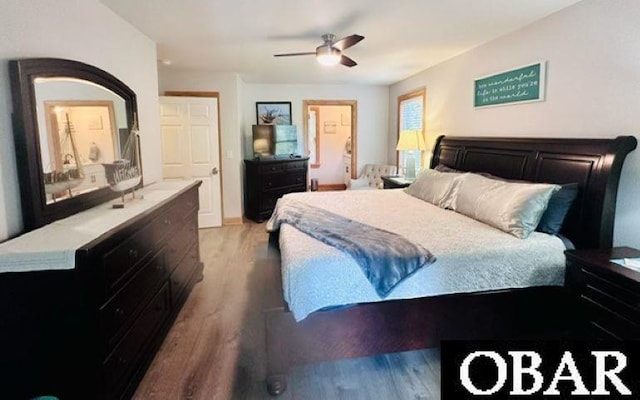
[0,180,195,273]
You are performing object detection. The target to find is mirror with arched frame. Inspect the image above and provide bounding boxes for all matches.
[10,58,142,231]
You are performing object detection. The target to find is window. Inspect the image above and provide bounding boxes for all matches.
[397,88,426,177]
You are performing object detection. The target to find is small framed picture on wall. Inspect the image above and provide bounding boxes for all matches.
[256,101,292,125]
[324,121,337,134]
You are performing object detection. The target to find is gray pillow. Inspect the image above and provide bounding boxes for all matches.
[450,173,560,239]
[404,169,465,208]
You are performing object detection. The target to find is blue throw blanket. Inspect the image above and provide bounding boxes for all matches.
[266,198,436,298]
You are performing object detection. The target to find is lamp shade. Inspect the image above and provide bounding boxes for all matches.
[396,130,426,151]
[316,46,341,66]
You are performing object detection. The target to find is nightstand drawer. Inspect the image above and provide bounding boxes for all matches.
[581,268,640,315]
[580,295,640,339]
[565,247,640,341]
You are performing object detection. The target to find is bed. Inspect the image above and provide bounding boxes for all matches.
[263,135,637,395]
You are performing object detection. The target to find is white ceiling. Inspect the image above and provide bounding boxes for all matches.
[101,0,582,85]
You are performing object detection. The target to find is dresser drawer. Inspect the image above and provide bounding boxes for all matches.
[259,163,287,174]
[169,187,199,223]
[101,248,167,352]
[170,244,199,306]
[104,282,171,398]
[166,214,198,273]
[262,172,306,191]
[103,223,156,293]
[286,160,307,170]
[150,189,198,245]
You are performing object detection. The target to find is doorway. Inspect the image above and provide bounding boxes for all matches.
[303,100,357,191]
[159,92,223,228]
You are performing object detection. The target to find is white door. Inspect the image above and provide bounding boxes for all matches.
[159,96,222,228]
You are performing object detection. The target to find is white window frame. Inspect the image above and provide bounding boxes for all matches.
[396,88,426,176]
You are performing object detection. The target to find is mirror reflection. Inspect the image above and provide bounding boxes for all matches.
[34,77,127,203]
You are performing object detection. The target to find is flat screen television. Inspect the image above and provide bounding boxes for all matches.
[252,124,298,158]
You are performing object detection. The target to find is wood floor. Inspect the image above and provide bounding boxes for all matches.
[133,222,441,400]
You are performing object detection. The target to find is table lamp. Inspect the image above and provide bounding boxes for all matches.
[396,130,426,179]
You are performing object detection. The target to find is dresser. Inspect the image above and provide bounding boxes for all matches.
[244,157,309,222]
[565,247,640,340]
[0,181,203,400]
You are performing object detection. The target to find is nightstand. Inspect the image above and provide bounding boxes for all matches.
[381,176,413,189]
[565,247,640,340]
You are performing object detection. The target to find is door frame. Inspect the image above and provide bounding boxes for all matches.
[308,106,321,168]
[302,100,357,179]
[163,91,228,224]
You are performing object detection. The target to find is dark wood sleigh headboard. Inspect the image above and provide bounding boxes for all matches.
[430,135,637,249]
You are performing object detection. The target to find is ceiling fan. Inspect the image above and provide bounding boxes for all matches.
[274,33,364,67]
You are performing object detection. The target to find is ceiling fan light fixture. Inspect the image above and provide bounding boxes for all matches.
[316,46,341,66]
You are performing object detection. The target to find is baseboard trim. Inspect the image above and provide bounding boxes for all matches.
[318,184,347,191]
[223,217,244,225]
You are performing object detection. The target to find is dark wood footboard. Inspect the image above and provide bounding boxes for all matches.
[263,243,571,395]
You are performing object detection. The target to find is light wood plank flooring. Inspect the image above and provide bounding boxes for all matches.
[133,222,441,400]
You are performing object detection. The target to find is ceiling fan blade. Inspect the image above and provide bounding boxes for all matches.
[274,52,316,57]
[340,55,357,67]
[333,34,364,51]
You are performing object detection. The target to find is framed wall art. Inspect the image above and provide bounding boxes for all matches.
[474,61,546,108]
[256,101,292,125]
[324,121,337,134]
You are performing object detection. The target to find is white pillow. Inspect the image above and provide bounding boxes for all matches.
[404,169,465,208]
[450,173,559,239]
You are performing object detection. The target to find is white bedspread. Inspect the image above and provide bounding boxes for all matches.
[278,189,567,321]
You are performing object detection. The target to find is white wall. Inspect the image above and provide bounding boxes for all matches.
[243,84,389,176]
[389,0,640,248]
[158,70,244,220]
[0,0,160,241]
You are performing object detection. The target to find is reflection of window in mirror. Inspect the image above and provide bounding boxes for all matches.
[43,101,118,203]
[308,106,320,168]
[45,101,118,165]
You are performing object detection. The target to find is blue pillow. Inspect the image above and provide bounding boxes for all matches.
[536,183,579,235]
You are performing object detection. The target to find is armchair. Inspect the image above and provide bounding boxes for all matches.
[348,164,398,190]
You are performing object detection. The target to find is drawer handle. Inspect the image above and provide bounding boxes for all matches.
[128,249,138,259]
[164,218,171,226]
[187,201,194,207]
[116,356,128,366]
[114,307,125,319]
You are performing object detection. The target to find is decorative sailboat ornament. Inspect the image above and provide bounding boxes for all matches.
[43,113,85,200]
[103,117,142,208]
